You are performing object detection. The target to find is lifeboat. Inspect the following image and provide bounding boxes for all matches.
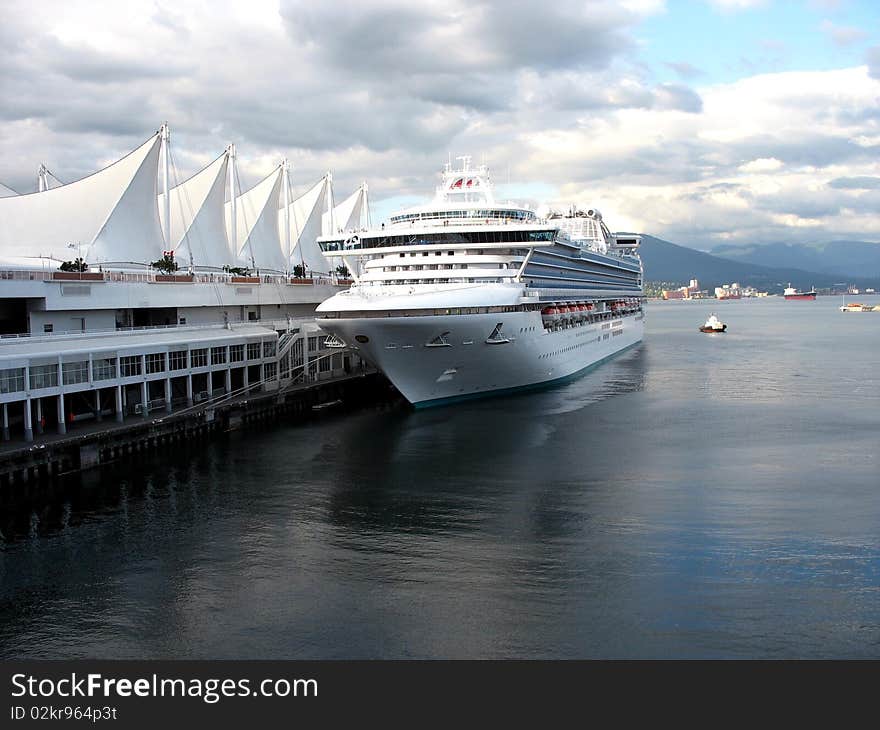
[541,305,561,325]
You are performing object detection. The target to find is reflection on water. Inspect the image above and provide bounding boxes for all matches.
[1,298,879,658]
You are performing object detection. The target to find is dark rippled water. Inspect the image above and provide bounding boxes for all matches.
[2,296,879,658]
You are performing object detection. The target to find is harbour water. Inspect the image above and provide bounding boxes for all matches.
[1,296,879,658]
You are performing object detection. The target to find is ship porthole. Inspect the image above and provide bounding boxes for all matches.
[355,335,370,343]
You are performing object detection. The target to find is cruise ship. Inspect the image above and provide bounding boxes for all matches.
[316,158,644,406]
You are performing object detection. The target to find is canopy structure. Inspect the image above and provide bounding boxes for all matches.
[226,166,286,272]
[281,175,329,276]
[322,183,367,237]
[0,126,364,274]
[159,151,230,269]
[0,133,163,266]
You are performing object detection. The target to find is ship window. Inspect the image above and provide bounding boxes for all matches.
[448,251,454,256]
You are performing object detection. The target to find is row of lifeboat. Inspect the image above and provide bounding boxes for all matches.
[540,299,641,328]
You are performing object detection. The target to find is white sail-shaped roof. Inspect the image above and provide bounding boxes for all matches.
[282,176,328,275]
[0,182,19,198]
[0,133,163,265]
[226,166,286,272]
[159,152,230,269]
[322,184,366,236]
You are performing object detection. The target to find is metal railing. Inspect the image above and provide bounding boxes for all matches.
[0,268,344,287]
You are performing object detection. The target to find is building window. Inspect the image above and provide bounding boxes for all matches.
[264,362,277,381]
[146,353,166,374]
[62,360,89,385]
[29,363,59,389]
[0,368,25,394]
[169,350,187,370]
[262,341,276,358]
[229,344,244,363]
[280,352,290,378]
[190,349,208,368]
[92,358,117,381]
[211,346,227,365]
[247,343,261,361]
[319,356,331,372]
[308,336,318,353]
[43,324,53,333]
[120,356,142,377]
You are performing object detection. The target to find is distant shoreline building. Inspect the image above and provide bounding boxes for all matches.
[662,278,707,300]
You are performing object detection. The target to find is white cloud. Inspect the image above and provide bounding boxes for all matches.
[739,158,783,173]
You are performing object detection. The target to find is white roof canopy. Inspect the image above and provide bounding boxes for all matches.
[159,151,230,269]
[226,166,286,272]
[281,175,329,275]
[0,133,163,265]
[322,184,366,237]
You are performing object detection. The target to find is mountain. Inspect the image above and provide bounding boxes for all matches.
[638,235,880,291]
[708,240,880,279]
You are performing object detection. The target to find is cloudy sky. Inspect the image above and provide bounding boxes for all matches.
[1,0,878,249]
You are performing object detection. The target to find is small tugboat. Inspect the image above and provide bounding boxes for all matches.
[699,313,727,333]
[839,301,880,312]
[783,284,817,300]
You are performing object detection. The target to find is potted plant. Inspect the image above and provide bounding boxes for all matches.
[290,264,312,284]
[54,258,103,280]
[151,252,192,282]
[224,265,259,283]
[335,264,353,285]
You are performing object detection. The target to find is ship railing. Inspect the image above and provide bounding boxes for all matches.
[0,268,349,287]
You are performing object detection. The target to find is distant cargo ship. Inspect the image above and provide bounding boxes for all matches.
[783,285,816,300]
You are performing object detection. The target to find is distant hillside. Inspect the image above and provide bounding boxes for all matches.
[708,240,880,279]
[638,235,880,291]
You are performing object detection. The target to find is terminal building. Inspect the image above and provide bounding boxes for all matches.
[0,124,369,443]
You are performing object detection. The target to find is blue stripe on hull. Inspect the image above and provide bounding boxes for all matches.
[411,339,643,409]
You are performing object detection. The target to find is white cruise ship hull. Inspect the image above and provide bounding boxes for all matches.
[320,310,644,406]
